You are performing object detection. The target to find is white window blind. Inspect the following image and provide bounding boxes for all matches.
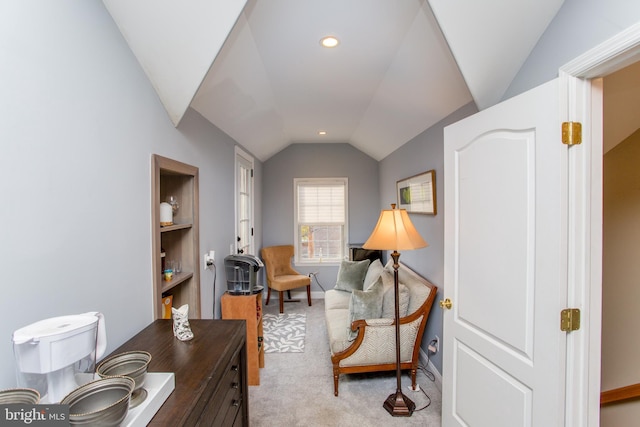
[297,184,345,223]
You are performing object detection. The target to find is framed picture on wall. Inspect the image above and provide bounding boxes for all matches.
[396,170,437,215]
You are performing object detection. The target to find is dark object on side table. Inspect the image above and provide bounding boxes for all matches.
[224,254,264,295]
[348,243,384,264]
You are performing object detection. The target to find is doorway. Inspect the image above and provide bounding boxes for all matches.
[235,146,254,255]
[554,23,640,425]
[599,60,640,425]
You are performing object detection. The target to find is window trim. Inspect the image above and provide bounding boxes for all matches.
[294,177,348,265]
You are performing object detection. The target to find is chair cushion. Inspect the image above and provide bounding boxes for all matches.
[326,307,351,354]
[325,288,351,310]
[347,277,383,340]
[334,259,370,292]
[270,274,310,291]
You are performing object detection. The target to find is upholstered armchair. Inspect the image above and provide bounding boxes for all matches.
[260,245,312,313]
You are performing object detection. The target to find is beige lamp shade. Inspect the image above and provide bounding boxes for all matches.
[362,204,427,251]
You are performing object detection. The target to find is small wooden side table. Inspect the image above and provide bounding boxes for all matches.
[221,292,265,385]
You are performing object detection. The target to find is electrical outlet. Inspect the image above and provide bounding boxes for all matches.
[203,253,214,270]
[209,250,215,262]
[428,336,440,354]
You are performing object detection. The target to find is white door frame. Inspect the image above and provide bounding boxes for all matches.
[235,146,254,255]
[559,22,640,426]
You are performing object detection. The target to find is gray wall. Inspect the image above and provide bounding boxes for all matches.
[262,143,380,288]
[0,1,258,388]
[378,102,478,374]
[504,0,640,101]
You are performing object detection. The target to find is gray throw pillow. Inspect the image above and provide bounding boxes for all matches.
[347,276,384,340]
[363,259,384,290]
[382,282,411,318]
[334,259,371,292]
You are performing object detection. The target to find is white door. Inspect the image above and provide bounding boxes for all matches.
[235,148,254,255]
[443,79,568,426]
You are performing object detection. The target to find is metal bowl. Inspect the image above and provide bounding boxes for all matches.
[61,376,134,426]
[96,351,151,408]
[0,388,40,404]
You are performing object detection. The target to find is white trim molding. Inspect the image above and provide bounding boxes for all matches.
[561,21,640,78]
[558,21,640,427]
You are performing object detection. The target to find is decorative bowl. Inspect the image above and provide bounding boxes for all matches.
[96,351,152,408]
[61,376,134,426]
[0,388,40,404]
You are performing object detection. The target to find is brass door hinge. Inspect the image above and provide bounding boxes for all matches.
[562,122,582,145]
[560,308,580,331]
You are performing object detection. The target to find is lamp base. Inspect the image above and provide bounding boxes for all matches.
[383,390,415,417]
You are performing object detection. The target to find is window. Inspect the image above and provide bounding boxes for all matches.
[294,178,348,264]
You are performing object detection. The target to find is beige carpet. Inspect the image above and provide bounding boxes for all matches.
[249,298,442,426]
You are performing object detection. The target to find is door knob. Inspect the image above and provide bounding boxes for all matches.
[439,298,452,310]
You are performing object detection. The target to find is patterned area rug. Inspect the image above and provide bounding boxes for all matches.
[262,313,306,353]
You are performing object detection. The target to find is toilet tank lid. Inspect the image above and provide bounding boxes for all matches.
[12,314,98,345]
[224,254,264,268]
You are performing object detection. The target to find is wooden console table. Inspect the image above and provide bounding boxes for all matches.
[108,319,248,426]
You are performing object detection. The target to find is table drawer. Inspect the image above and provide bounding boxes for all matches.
[199,349,244,426]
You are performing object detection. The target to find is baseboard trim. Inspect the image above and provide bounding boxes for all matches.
[418,348,442,392]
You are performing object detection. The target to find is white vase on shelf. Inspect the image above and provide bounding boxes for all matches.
[160,202,173,226]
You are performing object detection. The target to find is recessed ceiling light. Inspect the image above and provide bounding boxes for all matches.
[318,131,327,136]
[320,36,339,48]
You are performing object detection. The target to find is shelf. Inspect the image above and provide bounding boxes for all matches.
[160,223,193,233]
[161,271,194,294]
[152,154,200,320]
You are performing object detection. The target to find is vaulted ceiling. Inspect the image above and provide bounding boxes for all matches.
[103,0,565,161]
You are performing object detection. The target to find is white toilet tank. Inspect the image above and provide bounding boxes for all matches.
[12,312,106,403]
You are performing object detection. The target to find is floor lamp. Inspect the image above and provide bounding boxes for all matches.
[363,203,427,417]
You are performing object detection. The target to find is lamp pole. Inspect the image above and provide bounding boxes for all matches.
[363,204,426,417]
[382,250,416,416]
